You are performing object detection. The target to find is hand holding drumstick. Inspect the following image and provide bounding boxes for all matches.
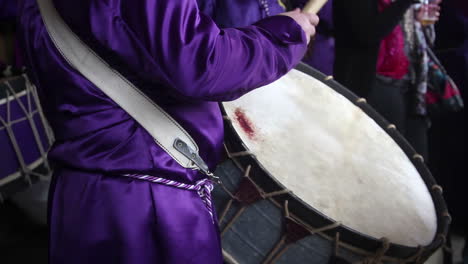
[279,0,328,44]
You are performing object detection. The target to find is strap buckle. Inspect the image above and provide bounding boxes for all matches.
[174,138,221,184]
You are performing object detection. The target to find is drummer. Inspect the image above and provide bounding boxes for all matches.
[18,0,318,263]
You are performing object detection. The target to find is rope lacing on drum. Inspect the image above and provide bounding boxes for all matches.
[358,238,390,264]
[0,82,29,177]
[262,200,342,264]
[0,78,53,186]
[399,246,425,264]
[0,79,42,198]
[219,89,447,264]
[219,165,291,236]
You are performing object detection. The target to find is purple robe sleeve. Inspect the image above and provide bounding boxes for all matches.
[197,0,216,18]
[113,0,307,101]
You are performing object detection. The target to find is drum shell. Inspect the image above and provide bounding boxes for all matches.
[214,160,364,264]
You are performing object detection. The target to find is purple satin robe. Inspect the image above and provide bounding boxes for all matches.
[198,0,286,28]
[18,0,307,263]
[197,0,335,75]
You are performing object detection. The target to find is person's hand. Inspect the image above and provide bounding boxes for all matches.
[416,1,441,25]
[280,8,319,44]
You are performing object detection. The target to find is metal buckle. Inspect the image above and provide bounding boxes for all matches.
[173,138,221,184]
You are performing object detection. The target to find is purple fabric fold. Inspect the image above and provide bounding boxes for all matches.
[48,167,223,264]
[18,0,306,262]
[197,0,336,75]
[19,0,306,183]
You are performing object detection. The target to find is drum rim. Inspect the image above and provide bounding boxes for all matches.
[0,75,28,103]
[220,63,450,261]
[0,157,46,186]
[0,157,51,202]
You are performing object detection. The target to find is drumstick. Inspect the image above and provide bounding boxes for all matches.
[303,0,328,14]
[302,0,328,58]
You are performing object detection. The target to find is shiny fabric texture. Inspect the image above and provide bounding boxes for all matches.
[48,167,222,264]
[18,0,307,262]
[197,0,335,75]
[198,0,286,28]
[19,0,306,182]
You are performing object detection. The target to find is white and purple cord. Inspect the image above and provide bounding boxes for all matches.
[123,174,215,223]
[259,0,271,17]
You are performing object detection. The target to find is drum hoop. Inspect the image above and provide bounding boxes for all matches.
[1,75,54,202]
[220,63,449,261]
[0,157,51,202]
[0,157,46,186]
[0,76,29,103]
[0,89,28,106]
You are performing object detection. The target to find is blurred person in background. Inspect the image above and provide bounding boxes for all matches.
[0,0,17,76]
[432,0,467,262]
[0,0,24,77]
[333,0,417,97]
[333,0,442,160]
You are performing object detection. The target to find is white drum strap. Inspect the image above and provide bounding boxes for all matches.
[36,0,216,179]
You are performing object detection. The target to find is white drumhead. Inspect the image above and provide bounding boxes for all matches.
[223,69,437,247]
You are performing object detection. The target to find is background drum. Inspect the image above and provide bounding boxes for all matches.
[213,64,450,264]
[0,75,53,208]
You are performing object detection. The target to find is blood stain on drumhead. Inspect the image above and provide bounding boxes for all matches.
[234,108,256,140]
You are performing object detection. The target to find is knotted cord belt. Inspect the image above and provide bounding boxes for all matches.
[123,174,215,223]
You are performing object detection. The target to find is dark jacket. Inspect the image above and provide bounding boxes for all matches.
[333,0,415,97]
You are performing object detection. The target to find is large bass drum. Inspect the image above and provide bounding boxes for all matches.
[213,64,449,264]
